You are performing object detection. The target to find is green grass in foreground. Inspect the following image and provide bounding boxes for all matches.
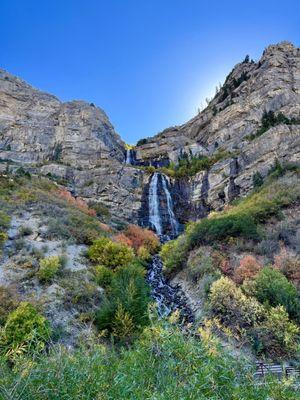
[0,322,298,400]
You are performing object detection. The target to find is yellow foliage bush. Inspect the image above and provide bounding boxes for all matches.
[88,237,134,270]
[37,256,61,283]
[112,303,135,339]
[209,277,263,327]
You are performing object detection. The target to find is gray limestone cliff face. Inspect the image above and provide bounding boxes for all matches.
[136,41,300,163]
[0,70,125,167]
[0,41,300,226]
[0,69,146,223]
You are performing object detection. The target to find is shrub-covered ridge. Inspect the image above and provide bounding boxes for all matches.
[161,170,300,273]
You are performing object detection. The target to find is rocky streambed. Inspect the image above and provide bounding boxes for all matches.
[146,255,194,323]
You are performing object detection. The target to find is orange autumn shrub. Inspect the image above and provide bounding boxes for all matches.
[113,233,133,248]
[114,225,160,258]
[233,255,262,284]
[57,188,96,217]
[124,224,159,254]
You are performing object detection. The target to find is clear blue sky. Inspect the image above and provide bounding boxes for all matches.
[1,1,299,144]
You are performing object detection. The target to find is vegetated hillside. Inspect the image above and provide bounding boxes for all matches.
[0,171,158,348]
[162,164,300,360]
[0,165,299,398]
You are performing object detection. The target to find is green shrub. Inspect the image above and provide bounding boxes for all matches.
[0,286,18,326]
[0,231,8,249]
[245,111,300,141]
[37,256,61,283]
[19,225,33,236]
[112,303,135,339]
[94,265,114,287]
[252,267,300,321]
[252,171,264,188]
[189,213,258,247]
[44,204,108,245]
[136,138,148,146]
[63,278,100,312]
[163,150,236,178]
[186,252,217,283]
[88,200,111,221]
[88,237,134,270]
[0,211,10,231]
[253,306,299,357]
[160,235,189,274]
[136,245,151,261]
[0,210,9,252]
[202,274,221,298]
[0,302,51,357]
[96,264,150,339]
[209,277,263,328]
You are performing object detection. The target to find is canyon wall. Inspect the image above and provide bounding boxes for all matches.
[0,41,300,229]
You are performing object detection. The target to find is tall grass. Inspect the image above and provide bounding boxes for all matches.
[0,323,298,400]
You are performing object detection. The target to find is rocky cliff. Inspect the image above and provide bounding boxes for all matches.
[0,69,146,224]
[0,41,300,229]
[136,41,300,223]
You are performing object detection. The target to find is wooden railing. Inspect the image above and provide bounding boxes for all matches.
[254,362,300,381]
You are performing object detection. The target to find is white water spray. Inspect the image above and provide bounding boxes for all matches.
[125,149,133,165]
[148,172,162,235]
[161,174,179,237]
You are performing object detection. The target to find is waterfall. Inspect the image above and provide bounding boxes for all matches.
[161,175,179,237]
[148,172,179,238]
[125,149,132,164]
[148,172,162,236]
[146,173,193,322]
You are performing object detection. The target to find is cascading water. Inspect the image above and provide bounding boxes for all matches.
[125,149,134,165]
[148,172,179,239]
[161,174,179,237]
[146,172,193,323]
[148,172,162,236]
[147,255,193,322]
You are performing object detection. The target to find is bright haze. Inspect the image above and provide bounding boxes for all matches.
[1,0,300,144]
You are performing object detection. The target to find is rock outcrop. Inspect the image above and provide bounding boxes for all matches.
[0,69,145,224]
[0,41,300,227]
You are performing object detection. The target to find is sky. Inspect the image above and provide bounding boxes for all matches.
[1,1,300,144]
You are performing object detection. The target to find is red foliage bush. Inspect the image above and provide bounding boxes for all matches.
[113,225,159,257]
[123,225,159,254]
[113,233,133,248]
[219,258,232,275]
[233,255,262,284]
